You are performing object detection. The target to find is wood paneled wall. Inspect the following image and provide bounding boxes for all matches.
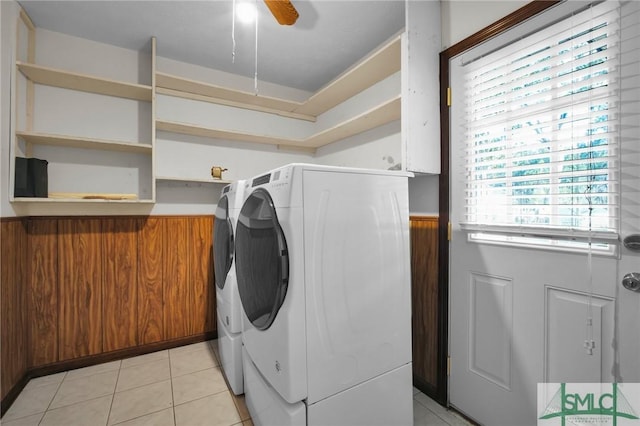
[138,218,164,344]
[2,215,215,412]
[58,219,104,360]
[103,218,139,352]
[23,215,216,370]
[1,218,28,401]
[410,216,439,392]
[28,219,58,366]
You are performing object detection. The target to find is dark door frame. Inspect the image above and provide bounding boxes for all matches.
[434,0,563,406]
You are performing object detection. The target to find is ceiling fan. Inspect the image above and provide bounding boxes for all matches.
[264,0,299,25]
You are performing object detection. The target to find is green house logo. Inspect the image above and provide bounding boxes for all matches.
[539,383,639,425]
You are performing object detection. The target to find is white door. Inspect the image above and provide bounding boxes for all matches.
[448,2,640,425]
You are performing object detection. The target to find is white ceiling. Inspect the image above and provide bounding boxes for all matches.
[17,0,406,92]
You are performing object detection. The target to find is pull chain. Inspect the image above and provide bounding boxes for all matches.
[254,0,259,95]
[231,0,237,63]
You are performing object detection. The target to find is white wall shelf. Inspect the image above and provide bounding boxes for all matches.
[17,61,153,101]
[294,34,401,117]
[156,119,294,147]
[16,131,153,153]
[304,96,401,149]
[12,197,154,203]
[155,95,400,152]
[155,73,311,121]
[156,176,232,185]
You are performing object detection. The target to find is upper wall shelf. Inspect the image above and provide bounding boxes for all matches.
[13,196,153,203]
[303,96,401,149]
[155,73,312,121]
[156,33,401,121]
[156,176,232,185]
[17,61,153,101]
[295,34,401,117]
[16,131,153,154]
[155,95,400,152]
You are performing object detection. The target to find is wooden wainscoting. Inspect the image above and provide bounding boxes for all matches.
[410,216,440,395]
[1,215,216,415]
[27,219,58,367]
[0,218,28,402]
[26,215,216,368]
[58,218,104,360]
[138,217,165,345]
[103,218,139,353]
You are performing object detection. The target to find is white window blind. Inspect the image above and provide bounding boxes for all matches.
[462,1,620,242]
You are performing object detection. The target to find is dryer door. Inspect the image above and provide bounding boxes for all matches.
[235,188,289,331]
[213,194,233,290]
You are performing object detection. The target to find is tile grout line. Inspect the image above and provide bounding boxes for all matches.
[36,371,67,425]
[105,363,124,426]
[110,407,174,426]
[169,348,178,426]
[111,358,171,394]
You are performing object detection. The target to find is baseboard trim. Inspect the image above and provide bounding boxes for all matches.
[0,374,30,418]
[413,374,438,402]
[0,331,217,417]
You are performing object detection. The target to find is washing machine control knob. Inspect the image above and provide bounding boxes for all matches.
[275,360,281,372]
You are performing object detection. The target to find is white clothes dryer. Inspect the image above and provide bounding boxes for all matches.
[235,164,413,425]
[213,180,245,395]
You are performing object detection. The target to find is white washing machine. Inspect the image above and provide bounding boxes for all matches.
[213,180,245,395]
[235,164,413,425]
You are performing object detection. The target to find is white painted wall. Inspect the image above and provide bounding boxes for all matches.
[1,1,18,217]
[440,0,529,49]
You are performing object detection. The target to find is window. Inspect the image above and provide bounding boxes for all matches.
[461,1,620,247]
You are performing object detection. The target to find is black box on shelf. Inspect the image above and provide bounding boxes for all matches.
[14,157,48,198]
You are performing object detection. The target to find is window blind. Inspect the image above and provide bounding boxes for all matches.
[462,0,620,241]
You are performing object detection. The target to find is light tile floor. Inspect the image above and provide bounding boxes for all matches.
[2,339,470,426]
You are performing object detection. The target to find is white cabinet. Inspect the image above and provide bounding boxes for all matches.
[402,0,442,174]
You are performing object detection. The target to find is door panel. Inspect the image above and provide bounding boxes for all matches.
[545,287,614,383]
[617,255,640,383]
[468,273,512,391]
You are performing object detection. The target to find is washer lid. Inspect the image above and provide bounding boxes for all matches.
[235,188,289,331]
[213,194,233,290]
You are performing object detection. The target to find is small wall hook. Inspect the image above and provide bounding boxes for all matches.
[211,166,228,179]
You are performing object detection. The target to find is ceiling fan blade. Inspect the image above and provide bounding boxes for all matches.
[264,0,299,25]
